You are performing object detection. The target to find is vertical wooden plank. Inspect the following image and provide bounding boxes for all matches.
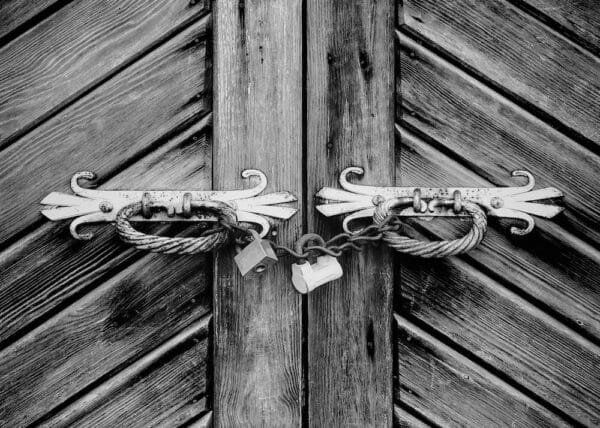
[307,0,395,426]
[212,1,303,426]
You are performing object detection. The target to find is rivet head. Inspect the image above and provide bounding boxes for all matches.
[491,197,503,209]
[99,201,113,213]
[372,195,385,206]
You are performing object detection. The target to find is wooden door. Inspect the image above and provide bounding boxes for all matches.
[1,1,598,427]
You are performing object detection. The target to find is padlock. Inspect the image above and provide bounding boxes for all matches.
[291,255,343,294]
[234,229,278,278]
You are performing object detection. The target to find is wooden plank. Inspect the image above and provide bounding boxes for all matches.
[395,316,567,427]
[398,126,600,341]
[0,115,211,346]
[187,412,213,428]
[397,254,600,426]
[0,17,211,248]
[0,0,209,145]
[398,33,600,245]
[0,0,63,41]
[400,0,600,144]
[512,0,600,54]
[212,1,303,426]
[40,315,211,427]
[393,405,431,428]
[0,245,212,426]
[306,0,395,425]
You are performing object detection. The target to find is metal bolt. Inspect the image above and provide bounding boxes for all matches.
[99,201,113,213]
[491,197,504,208]
[372,195,385,206]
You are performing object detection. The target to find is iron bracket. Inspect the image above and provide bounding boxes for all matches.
[316,167,564,235]
[41,169,297,240]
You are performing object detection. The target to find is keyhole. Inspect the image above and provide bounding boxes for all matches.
[254,264,266,273]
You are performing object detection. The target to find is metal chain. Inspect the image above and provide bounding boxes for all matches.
[269,215,403,261]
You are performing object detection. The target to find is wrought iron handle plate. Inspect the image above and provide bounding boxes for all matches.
[40,169,298,240]
[317,166,564,236]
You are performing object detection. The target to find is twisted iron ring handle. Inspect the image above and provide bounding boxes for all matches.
[115,200,236,255]
[373,197,487,258]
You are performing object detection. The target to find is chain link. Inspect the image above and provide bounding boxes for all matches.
[271,215,402,261]
[208,210,402,261]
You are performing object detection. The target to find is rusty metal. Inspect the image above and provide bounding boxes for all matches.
[316,166,564,235]
[40,169,298,240]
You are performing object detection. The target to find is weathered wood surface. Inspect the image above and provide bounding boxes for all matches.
[393,405,431,428]
[400,0,600,145]
[0,116,211,346]
[398,33,600,246]
[0,0,209,146]
[514,0,600,54]
[0,0,63,41]
[212,1,303,426]
[0,17,211,248]
[306,0,395,425]
[397,127,600,341]
[187,411,213,428]
[40,315,211,427]
[397,252,600,426]
[395,316,568,427]
[0,248,212,427]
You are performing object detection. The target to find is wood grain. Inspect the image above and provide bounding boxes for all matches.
[395,316,567,427]
[397,254,600,426]
[306,0,395,425]
[398,33,600,245]
[212,1,303,426]
[398,126,600,341]
[513,0,600,54]
[40,315,211,427]
[187,411,213,428]
[0,0,209,145]
[0,17,211,248]
[400,0,600,144]
[0,248,212,426]
[0,0,64,41]
[0,116,211,345]
[393,405,431,428]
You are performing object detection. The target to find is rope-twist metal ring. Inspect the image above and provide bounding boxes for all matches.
[373,197,487,258]
[115,200,236,255]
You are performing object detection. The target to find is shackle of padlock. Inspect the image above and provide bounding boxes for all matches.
[290,234,343,294]
[234,229,278,278]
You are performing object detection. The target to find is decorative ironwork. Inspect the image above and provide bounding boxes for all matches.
[40,169,297,240]
[316,167,564,235]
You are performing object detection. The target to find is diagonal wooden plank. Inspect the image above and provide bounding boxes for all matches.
[0,17,211,249]
[186,411,213,428]
[212,1,303,426]
[397,127,600,341]
[0,116,211,346]
[398,253,600,426]
[398,32,600,245]
[39,315,211,427]
[395,315,569,427]
[306,0,395,425]
[0,246,212,427]
[0,0,66,42]
[511,0,600,55]
[0,0,209,146]
[393,405,431,428]
[400,0,600,145]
